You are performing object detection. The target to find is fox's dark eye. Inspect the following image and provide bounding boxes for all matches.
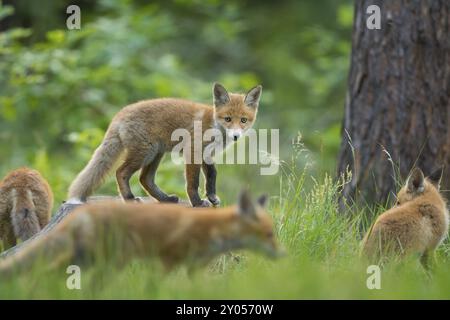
[241,118,247,123]
[224,117,232,122]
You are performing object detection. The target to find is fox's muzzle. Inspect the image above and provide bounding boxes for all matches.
[271,247,287,259]
[227,129,243,142]
[263,243,287,260]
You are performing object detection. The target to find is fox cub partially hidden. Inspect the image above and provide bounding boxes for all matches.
[362,168,449,267]
[0,190,282,276]
[0,168,53,250]
[68,83,262,207]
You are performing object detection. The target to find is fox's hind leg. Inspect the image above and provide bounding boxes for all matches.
[2,226,17,250]
[139,152,179,203]
[116,153,143,201]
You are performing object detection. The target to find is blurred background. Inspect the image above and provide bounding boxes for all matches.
[0,0,353,206]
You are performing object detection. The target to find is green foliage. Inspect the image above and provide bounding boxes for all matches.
[0,0,352,205]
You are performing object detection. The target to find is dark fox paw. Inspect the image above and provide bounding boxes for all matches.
[163,194,179,203]
[207,194,221,207]
[193,199,212,207]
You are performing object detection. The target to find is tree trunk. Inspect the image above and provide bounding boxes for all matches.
[338,0,450,207]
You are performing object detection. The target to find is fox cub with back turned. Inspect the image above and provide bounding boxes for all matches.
[0,168,53,250]
[0,190,282,276]
[68,83,262,207]
[362,167,449,267]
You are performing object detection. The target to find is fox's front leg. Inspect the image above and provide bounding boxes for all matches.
[185,164,210,207]
[420,250,437,271]
[202,163,220,206]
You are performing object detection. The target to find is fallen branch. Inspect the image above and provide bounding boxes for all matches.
[0,196,160,259]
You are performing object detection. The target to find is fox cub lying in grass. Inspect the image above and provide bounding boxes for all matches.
[68,83,262,207]
[0,190,282,276]
[0,168,53,250]
[362,167,449,267]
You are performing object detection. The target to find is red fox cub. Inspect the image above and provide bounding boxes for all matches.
[68,83,263,207]
[362,168,449,267]
[0,168,53,250]
[0,190,282,275]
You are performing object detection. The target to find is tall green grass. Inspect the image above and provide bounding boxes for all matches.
[0,156,449,299]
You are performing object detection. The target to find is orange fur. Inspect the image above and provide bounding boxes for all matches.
[362,168,449,267]
[68,83,262,207]
[0,168,53,249]
[0,191,282,275]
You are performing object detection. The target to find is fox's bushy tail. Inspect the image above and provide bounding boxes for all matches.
[11,189,41,240]
[68,128,123,201]
[11,209,41,241]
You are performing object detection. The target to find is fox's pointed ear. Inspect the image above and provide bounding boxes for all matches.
[428,166,444,189]
[407,168,425,193]
[213,82,230,107]
[257,194,269,208]
[244,85,262,108]
[238,189,257,219]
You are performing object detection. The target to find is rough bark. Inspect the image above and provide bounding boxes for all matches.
[338,0,450,206]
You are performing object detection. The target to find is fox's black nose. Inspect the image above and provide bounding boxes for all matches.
[233,135,238,141]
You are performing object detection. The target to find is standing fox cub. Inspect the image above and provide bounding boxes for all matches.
[362,168,449,267]
[68,83,262,207]
[0,168,53,249]
[0,190,282,275]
